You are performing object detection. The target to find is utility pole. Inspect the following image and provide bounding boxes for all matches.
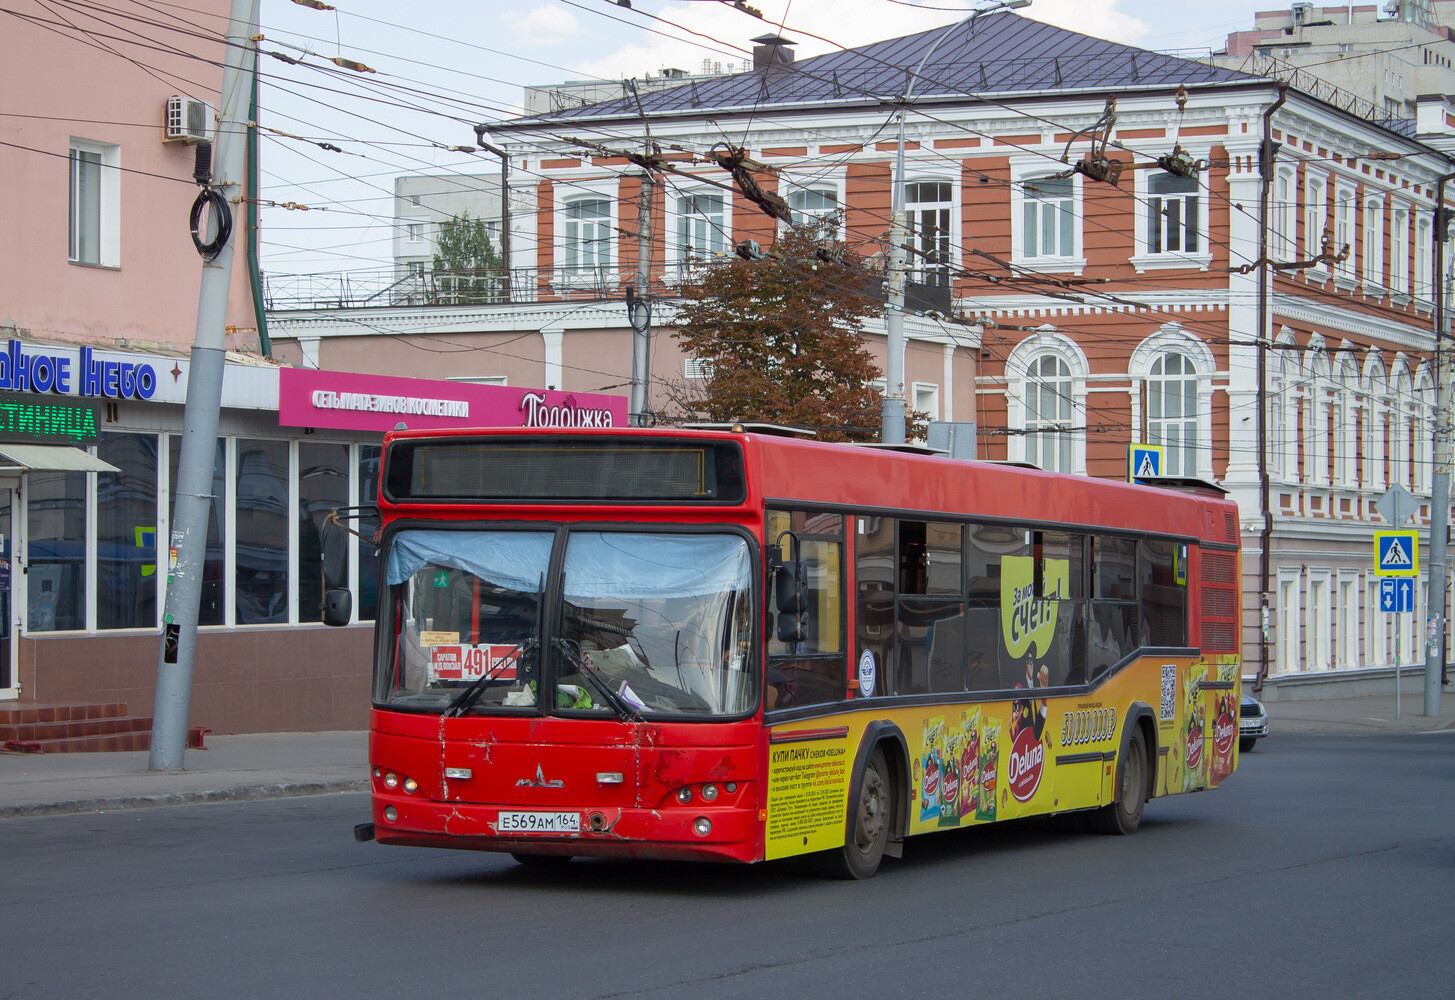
[630,145,654,425]
[1426,175,1453,716]
[883,118,907,445]
[149,0,259,771]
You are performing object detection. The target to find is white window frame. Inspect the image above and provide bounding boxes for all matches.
[1337,570,1360,669]
[447,375,508,386]
[405,219,426,244]
[1278,570,1302,673]
[1390,204,1410,297]
[554,180,618,284]
[1414,216,1433,300]
[1273,165,1297,260]
[1333,183,1357,287]
[1306,570,1332,671]
[1362,195,1385,292]
[1129,325,1216,480]
[1131,169,1212,272]
[912,381,940,421]
[1006,332,1089,474]
[668,184,731,279]
[903,177,955,286]
[780,172,844,238]
[1011,161,1084,274]
[68,138,120,268]
[684,358,713,380]
[1305,170,1329,279]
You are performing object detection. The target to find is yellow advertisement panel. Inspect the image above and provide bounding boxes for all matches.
[764,651,1240,862]
[764,731,852,860]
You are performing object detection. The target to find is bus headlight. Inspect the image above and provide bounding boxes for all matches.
[403,778,418,794]
[676,787,693,804]
[700,784,718,802]
[384,772,399,789]
[693,817,712,836]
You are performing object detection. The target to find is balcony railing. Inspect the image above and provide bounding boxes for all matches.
[262,267,668,311]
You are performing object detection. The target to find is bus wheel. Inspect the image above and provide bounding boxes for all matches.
[821,745,892,879]
[1090,727,1147,836]
[511,853,572,868]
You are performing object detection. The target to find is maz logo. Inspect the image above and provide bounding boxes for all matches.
[516,765,564,789]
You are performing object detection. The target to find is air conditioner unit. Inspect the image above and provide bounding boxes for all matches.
[164,95,212,143]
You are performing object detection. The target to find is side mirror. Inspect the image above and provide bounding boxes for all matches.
[774,560,807,613]
[322,588,353,627]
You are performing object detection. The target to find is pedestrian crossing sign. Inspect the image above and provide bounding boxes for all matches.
[1374,531,1419,577]
[1128,443,1163,482]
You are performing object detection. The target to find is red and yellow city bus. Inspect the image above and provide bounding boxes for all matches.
[344,425,1242,878]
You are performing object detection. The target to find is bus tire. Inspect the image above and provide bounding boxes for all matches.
[820,745,893,879]
[1090,726,1147,836]
[511,853,572,868]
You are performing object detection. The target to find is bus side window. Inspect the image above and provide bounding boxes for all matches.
[1140,538,1188,646]
[767,509,845,708]
[1090,535,1139,680]
[965,523,1022,693]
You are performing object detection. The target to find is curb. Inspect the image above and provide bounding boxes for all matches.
[0,778,369,819]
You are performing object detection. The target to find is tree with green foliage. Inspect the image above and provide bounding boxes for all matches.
[666,222,922,442]
[431,210,504,303]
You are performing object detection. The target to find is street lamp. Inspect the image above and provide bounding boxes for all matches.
[881,0,1031,443]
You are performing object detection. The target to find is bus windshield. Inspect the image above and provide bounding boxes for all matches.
[377,528,757,718]
[557,533,756,718]
[378,529,552,712]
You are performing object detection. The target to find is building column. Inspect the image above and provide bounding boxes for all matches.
[542,327,563,390]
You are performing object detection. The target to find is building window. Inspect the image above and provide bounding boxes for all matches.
[1273,167,1296,259]
[675,193,725,263]
[1415,217,1432,297]
[684,358,713,380]
[1022,176,1074,259]
[299,443,349,624]
[235,439,289,624]
[787,187,838,234]
[406,222,424,243]
[97,433,159,630]
[1363,198,1384,287]
[1146,352,1199,476]
[357,445,381,621]
[27,471,86,631]
[1306,175,1327,265]
[169,437,226,626]
[1391,206,1410,295]
[68,140,118,267]
[1146,173,1199,254]
[905,181,952,283]
[1334,186,1355,282]
[1025,354,1073,472]
[561,198,611,273]
[405,261,424,279]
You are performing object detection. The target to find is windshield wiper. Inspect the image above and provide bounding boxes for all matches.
[550,637,643,722]
[443,637,536,718]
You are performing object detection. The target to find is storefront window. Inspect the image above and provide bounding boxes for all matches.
[169,437,226,626]
[299,442,348,622]
[358,445,381,621]
[98,433,158,629]
[235,439,289,624]
[27,471,85,631]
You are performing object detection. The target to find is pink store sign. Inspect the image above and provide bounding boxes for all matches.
[278,368,628,434]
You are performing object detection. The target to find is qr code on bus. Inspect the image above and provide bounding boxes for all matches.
[1160,665,1176,721]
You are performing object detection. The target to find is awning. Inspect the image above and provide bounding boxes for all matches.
[0,444,118,473]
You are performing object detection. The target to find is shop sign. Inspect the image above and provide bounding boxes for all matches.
[278,368,627,434]
[0,340,157,400]
[0,392,101,444]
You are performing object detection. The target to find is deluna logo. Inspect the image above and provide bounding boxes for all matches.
[0,340,157,400]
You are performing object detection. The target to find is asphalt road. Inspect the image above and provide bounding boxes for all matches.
[4,732,1453,1000]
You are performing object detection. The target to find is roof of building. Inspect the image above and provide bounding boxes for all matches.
[504,12,1257,126]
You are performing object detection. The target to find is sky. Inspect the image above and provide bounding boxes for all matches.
[252,0,1299,278]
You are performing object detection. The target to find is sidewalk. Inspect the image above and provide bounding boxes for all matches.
[1261,692,1455,734]
[3,695,1454,820]
[0,730,368,819]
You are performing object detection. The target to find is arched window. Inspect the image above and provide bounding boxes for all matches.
[1025,355,1074,473]
[1146,352,1199,476]
[1271,350,1289,479]
[1363,352,1388,490]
